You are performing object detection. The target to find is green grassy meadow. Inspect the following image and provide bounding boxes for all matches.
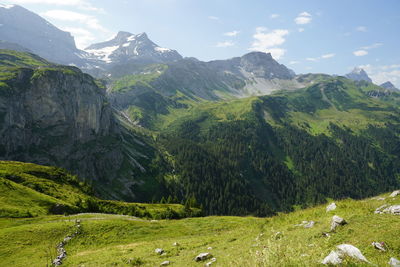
[0,191,399,266]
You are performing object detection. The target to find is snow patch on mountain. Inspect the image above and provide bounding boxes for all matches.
[86,45,119,63]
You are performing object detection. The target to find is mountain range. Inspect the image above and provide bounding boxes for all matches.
[0,4,399,216]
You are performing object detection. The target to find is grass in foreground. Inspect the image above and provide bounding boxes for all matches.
[0,192,399,266]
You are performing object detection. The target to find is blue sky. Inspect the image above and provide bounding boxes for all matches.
[3,0,400,86]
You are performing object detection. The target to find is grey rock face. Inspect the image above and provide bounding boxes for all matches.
[0,5,88,66]
[326,203,337,212]
[375,204,400,215]
[85,31,182,65]
[0,41,31,52]
[0,65,151,200]
[322,244,369,265]
[380,81,399,91]
[194,252,211,262]
[389,257,400,267]
[390,190,400,197]
[345,67,372,83]
[371,241,386,251]
[330,215,347,231]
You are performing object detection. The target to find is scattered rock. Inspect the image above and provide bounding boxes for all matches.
[390,190,400,197]
[375,204,389,214]
[207,247,212,250]
[295,220,315,228]
[322,244,369,265]
[160,260,170,266]
[155,248,164,255]
[383,205,400,215]
[372,241,386,251]
[322,250,342,265]
[53,220,81,266]
[377,197,386,201]
[194,252,212,262]
[173,242,179,246]
[389,257,400,266]
[326,203,337,212]
[330,215,347,231]
[321,232,330,238]
[304,221,315,228]
[204,258,216,266]
[376,205,400,215]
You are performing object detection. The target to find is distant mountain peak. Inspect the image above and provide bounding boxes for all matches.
[85,31,181,64]
[346,67,372,83]
[380,81,398,91]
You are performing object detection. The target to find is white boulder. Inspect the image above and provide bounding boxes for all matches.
[322,244,369,265]
[389,257,400,266]
[330,215,347,231]
[195,252,212,262]
[326,203,337,212]
[390,190,400,197]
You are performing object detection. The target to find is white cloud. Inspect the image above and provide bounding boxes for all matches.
[353,50,368,56]
[356,26,367,32]
[61,27,95,49]
[216,41,234,48]
[224,30,239,37]
[306,57,318,62]
[298,28,305,32]
[11,0,104,13]
[361,42,383,50]
[305,53,335,62]
[295,11,312,25]
[289,61,299,65]
[321,53,335,59]
[270,14,279,19]
[358,64,400,87]
[248,27,289,59]
[208,16,219,20]
[41,10,108,32]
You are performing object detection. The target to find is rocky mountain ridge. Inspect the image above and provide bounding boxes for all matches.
[85,31,182,65]
[0,50,158,201]
[345,67,372,83]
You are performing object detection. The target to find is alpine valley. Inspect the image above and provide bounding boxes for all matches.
[0,4,399,267]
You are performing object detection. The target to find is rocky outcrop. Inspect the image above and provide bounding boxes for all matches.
[330,215,347,231]
[346,68,372,83]
[194,253,212,262]
[375,205,400,215]
[326,203,337,212]
[0,5,88,67]
[380,81,399,91]
[322,244,369,265]
[85,31,182,65]
[0,59,154,200]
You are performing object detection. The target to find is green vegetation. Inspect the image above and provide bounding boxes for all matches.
[0,49,49,68]
[145,76,400,216]
[0,192,398,266]
[0,161,201,219]
[111,64,167,92]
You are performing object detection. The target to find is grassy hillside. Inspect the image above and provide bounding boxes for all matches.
[0,161,201,219]
[0,192,398,266]
[147,76,400,216]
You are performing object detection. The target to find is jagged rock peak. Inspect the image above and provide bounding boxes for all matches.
[380,81,398,91]
[346,67,372,83]
[85,31,182,64]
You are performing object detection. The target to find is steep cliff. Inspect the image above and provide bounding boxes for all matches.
[0,50,160,201]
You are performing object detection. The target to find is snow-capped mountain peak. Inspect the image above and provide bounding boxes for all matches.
[85,31,182,64]
[345,67,372,83]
